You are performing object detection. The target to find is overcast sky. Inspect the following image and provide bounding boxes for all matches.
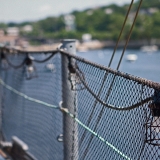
[0,0,136,23]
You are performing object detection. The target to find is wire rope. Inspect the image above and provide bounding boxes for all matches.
[0,77,131,160]
[0,50,58,68]
[108,0,134,68]
[117,0,143,70]
[80,0,144,158]
[31,51,58,63]
[5,56,26,69]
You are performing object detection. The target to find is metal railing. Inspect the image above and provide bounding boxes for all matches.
[0,40,160,160]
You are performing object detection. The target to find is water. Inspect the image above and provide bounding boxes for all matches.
[77,49,160,83]
[1,49,160,159]
[76,49,160,159]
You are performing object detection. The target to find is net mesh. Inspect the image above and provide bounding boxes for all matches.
[0,49,160,160]
[0,52,63,160]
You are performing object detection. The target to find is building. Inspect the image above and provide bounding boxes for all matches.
[6,27,19,36]
[64,14,76,31]
[22,25,33,32]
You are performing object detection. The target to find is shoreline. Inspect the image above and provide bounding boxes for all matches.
[14,40,160,52]
[76,40,160,51]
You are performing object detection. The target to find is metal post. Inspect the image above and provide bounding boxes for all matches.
[0,51,3,141]
[61,39,78,160]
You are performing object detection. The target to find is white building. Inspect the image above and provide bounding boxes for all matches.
[22,25,33,32]
[64,14,76,31]
[104,8,113,14]
[82,33,92,42]
[6,27,19,36]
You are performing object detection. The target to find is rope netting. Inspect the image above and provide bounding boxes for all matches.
[0,48,160,160]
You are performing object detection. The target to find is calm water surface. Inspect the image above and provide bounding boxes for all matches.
[2,49,160,159]
[77,49,160,83]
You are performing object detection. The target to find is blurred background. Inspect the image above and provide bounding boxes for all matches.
[0,0,160,82]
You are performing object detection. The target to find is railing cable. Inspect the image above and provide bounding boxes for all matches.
[59,106,131,160]
[117,0,143,70]
[108,0,134,68]
[0,77,131,159]
[0,78,58,109]
[80,0,144,158]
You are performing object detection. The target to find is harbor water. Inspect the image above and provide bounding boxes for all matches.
[1,48,160,159]
[77,49,160,83]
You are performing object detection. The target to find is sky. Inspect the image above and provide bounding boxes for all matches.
[0,0,135,23]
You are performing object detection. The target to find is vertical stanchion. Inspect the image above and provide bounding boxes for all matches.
[0,50,2,141]
[61,39,78,160]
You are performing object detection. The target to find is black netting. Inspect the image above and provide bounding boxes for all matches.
[0,49,160,160]
[0,52,63,160]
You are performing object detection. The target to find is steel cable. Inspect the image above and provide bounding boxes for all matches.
[32,51,58,63]
[108,0,134,68]
[1,49,59,68]
[76,67,153,110]
[1,47,160,90]
[117,0,143,70]
[4,53,27,69]
[80,0,144,158]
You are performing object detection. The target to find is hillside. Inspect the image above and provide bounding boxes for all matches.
[0,0,160,44]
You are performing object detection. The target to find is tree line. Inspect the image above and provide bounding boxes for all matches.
[0,0,160,43]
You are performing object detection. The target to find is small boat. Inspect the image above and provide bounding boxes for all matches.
[45,63,55,72]
[140,45,158,52]
[126,54,137,62]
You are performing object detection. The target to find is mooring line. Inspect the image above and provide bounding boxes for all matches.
[60,107,131,160]
[0,78,58,109]
[0,77,131,159]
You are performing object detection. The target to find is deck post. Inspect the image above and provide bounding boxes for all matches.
[61,39,78,160]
